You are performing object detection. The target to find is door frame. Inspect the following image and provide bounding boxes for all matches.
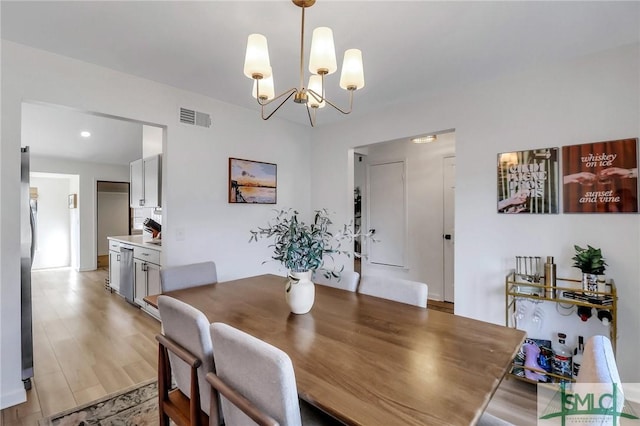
[96,180,132,268]
[353,152,367,274]
[442,156,455,302]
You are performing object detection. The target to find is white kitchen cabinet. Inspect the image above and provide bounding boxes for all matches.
[130,158,144,207]
[130,154,162,208]
[146,262,161,304]
[134,259,145,305]
[133,245,161,319]
[143,155,161,208]
[108,239,121,293]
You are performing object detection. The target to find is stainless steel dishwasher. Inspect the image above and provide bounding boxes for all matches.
[119,243,135,304]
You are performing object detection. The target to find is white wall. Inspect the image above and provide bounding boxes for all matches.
[142,125,162,157]
[0,41,311,408]
[361,133,456,301]
[30,175,72,269]
[310,43,640,381]
[30,156,130,271]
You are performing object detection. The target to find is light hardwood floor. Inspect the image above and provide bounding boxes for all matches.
[2,268,538,426]
[426,299,454,314]
[1,268,160,426]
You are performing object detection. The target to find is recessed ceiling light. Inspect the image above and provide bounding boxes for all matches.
[411,135,437,144]
[80,131,91,138]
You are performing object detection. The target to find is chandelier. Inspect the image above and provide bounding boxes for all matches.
[243,0,365,127]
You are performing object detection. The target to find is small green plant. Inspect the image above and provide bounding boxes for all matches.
[249,209,366,277]
[572,245,607,275]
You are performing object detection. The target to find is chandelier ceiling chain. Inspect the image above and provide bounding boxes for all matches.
[243,0,365,127]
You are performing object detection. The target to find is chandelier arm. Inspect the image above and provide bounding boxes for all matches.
[305,105,316,127]
[260,90,298,121]
[307,88,355,115]
[256,87,298,107]
[308,89,322,104]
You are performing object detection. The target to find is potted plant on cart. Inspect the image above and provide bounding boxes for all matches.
[249,209,365,314]
[571,245,607,295]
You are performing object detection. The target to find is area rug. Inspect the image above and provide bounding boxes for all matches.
[38,379,158,426]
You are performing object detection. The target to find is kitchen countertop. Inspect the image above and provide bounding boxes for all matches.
[107,235,162,251]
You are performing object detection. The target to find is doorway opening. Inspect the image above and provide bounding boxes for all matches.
[352,130,456,309]
[29,172,80,271]
[96,181,131,268]
[21,100,166,271]
[353,152,367,275]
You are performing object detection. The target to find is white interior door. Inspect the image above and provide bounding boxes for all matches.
[443,156,456,302]
[368,160,406,267]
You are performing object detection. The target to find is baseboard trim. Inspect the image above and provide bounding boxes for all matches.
[0,386,26,410]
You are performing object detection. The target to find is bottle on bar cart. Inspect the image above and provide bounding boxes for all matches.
[552,332,572,381]
[573,335,584,378]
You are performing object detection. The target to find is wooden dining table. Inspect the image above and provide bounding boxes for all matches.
[145,274,525,426]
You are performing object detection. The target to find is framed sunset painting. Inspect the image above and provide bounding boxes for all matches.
[228,158,277,204]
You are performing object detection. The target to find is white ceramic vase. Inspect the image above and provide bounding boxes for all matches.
[285,271,315,314]
[582,273,598,296]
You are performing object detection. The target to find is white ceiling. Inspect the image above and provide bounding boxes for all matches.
[4,1,640,161]
[21,102,143,166]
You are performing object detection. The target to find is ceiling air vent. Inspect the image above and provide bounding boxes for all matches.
[179,107,212,128]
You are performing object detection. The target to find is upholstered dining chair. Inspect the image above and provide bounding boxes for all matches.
[205,372,278,426]
[160,261,217,292]
[156,295,218,426]
[358,275,428,308]
[208,322,342,426]
[313,270,360,292]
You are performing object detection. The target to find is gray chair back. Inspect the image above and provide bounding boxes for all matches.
[358,275,428,308]
[210,322,303,426]
[313,270,360,292]
[160,261,217,292]
[576,335,624,416]
[576,335,620,384]
[157,295,215,417]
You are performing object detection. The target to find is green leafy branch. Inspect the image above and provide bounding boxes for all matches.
[572,244,607,275]
[249,208,374,278]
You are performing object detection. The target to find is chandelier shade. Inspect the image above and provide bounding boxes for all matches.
[307,75,325,108]
[252,73,275,101]
[340,49,365,91]
[309,27,337,75]
[242,0,365,126]
[244,34,272,79]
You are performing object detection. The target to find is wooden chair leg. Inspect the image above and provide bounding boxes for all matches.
[209,386,221,426]
[190,365,201,426]
[156,333,208,426]
[158,343,171,426]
